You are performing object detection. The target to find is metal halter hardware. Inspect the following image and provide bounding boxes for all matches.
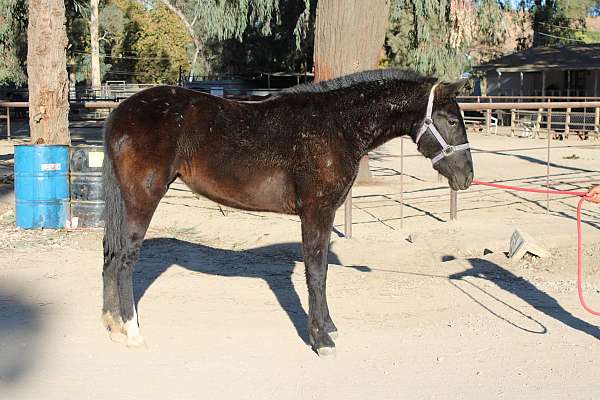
[415,84,471,165]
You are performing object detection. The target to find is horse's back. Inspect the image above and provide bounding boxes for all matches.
[104,86,300,214]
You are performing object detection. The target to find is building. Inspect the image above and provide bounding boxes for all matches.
[473,44,600,97]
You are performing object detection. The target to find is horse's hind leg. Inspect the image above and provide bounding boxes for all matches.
[300,206,337,356]
[103,151,170,346]
[105,193,164,347]
[117,209,155,347]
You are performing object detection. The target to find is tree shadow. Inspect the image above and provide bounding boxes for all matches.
[450,258,600,340]
[0,285,43,385]
[134,238,369,345]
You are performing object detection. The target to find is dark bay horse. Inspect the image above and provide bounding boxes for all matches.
[101,69,474,355]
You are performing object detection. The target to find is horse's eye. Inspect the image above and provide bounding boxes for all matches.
[448,119,458,127]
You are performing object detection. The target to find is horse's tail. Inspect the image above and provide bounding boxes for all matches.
[102,127,128,258]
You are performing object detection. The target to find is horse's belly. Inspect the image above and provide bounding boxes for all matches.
[181,169,297,214]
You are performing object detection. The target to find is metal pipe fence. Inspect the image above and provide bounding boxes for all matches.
[344,100,600,237]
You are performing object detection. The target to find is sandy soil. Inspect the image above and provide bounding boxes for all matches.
[0,133,599,399]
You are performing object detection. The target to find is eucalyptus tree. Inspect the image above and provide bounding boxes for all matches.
[385,0,509,80]
[28,0,70,144]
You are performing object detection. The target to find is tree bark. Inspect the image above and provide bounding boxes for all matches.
[314,0,390,80]
[90,0,101,90]
[313,0,390,183]
[27,0,70,145]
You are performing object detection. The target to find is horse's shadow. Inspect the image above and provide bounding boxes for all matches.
[450,258,600,340]
[134,238,365,344]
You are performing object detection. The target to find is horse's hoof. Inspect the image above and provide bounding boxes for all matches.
[109,331,127,344]
[126,334,146,348]
[102,312,123,332]
[310,331,336,356]
[316,346,336,357]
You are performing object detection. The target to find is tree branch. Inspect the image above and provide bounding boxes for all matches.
[134,0,204,72]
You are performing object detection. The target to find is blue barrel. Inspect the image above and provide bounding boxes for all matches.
[15,145,69,229]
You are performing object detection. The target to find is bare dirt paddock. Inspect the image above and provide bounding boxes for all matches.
[1,133,599,399]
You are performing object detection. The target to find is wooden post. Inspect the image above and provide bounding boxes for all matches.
[565,107,571,138]
[486,109,491,133]
[450,189,457,221]
[6,106,10,140]
[510,109,515,136]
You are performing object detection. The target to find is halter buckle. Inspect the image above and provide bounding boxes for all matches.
[442,146,456,156]
[424,117,433,126]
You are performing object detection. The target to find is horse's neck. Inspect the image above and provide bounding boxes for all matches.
[331,90,425,153]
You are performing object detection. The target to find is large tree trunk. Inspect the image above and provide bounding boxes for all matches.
[27,0,70,145]
[90,0,101,91]
[313,0,390,183]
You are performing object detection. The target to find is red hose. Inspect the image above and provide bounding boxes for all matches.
[472,179,600,316]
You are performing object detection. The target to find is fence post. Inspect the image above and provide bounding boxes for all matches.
[450,189,457,221]
[344,191,352,239]
[6,106,10,140]
[546,108,552,213]
[400,137,404,229]
[565,107,571,138]
[486,109,491,133]
[510,109,515,136]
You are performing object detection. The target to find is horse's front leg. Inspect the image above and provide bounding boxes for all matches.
[300,206,336,356]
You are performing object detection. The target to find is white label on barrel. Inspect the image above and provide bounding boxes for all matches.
[88,152,104,168]
[41,163,61,171]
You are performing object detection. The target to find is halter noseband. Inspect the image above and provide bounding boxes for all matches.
[415,84,470,165]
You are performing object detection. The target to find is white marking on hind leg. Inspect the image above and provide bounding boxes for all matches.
[124,307,145,348]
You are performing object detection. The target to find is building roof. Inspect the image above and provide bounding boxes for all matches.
[474,44,600,72]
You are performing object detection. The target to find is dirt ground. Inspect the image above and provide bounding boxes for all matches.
[1,132,599,399]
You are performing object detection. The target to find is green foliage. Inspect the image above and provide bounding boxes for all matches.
[65,0,92,83]
[208,0,315,74]
[172,0,280,40]
[576,30,600,43]
[0,0,27,86]
[532,0,596,46]
[386,0,458,80]
[385,0,510,80]
[105,0,191,83]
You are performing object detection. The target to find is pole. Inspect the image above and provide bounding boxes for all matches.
[6,106,10,140]
[547,108,552,213]
[510,109,515,136]
[565,107,571,138]
[450,189,457,221]
[400,137,404,229]
[344,191,352,239]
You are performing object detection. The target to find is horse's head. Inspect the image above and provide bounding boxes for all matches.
[414,80,473,191]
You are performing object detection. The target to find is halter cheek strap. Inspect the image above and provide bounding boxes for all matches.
[415,84,470,165]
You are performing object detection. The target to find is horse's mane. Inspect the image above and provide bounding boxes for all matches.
[281,69,436,95]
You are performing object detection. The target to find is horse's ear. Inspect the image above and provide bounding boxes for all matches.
[439,78,470,98]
